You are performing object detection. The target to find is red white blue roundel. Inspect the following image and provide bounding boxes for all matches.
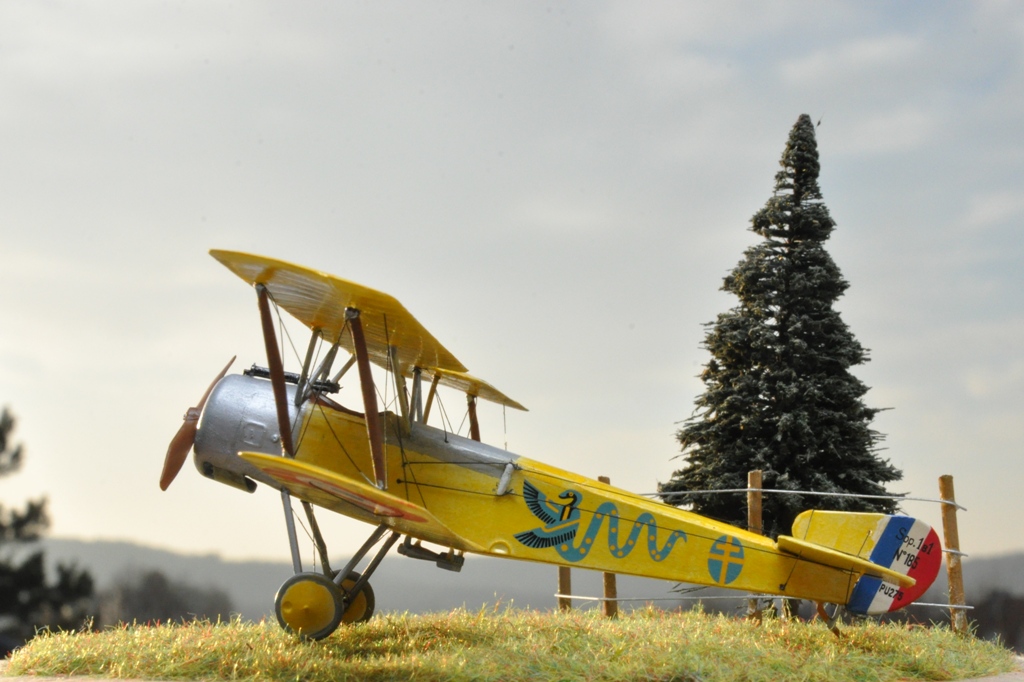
[847,515,942,615]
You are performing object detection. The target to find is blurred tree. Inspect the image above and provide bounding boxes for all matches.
[99,570,234,625]
[972,590,1024,653]
[660,115,902,538]
[0,407,94,652]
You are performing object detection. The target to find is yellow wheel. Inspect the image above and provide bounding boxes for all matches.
[274,573,343,640]
[338,571,375,624]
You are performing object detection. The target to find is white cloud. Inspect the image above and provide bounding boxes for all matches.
[965,361,1024,400]
[631,52,738,99]
[780,34,923,85]
[829,107,939,155]
[516,196,615,235]
[0,2,329,84]
[958,321,1024,399]
[963,191,1024,230]
[598,1,849,50]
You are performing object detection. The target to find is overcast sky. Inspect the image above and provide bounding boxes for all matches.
[1,2,1021,568]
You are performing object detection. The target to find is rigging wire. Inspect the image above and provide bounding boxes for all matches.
[381,311,426,508]
[434,390,453,441]
[303,332,324,396]
[392,455,953,570]
[271,297,302,368]
[310,400,373,485]
[265,292,373,484]
[393,479,503,499]
[289,505,319,574]
[292,336,324,452]
[380,312,392,419]
[402,460,511,466]
[399,478,808,566]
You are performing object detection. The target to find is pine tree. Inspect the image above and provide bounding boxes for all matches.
[660,114,902,538]
[0,407,94,650]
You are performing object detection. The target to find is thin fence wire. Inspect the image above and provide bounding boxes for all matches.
[652,487,966,511]
[562,483,967,614]
[552,592,975,610]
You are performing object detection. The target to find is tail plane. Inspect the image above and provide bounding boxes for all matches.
[787,511,943,615]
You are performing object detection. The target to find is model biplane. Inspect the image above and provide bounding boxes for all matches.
[159,250,942,639]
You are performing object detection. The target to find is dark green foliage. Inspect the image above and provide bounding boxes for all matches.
[660,115,902,538]
[0,408,23,477]
[0,407,94,648]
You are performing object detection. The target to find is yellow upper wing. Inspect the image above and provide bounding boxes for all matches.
[212,249,466,376]
[211,250,526,410]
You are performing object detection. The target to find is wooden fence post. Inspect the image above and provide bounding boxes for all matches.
[939,475,968,634]
[747,470,763,534]
[558,566,572,611]
[747,470,763,619]
[598,476,619,618]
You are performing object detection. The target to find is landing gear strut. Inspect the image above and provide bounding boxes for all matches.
[274,504,400,639]
[274,570,376,640]
[337,571,375,624]
[815,601,844,638]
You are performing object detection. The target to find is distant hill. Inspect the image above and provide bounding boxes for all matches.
[37,538,691,622]
[950,552,1024,599]
[33,538,1024,623]
[916,551,1024,606]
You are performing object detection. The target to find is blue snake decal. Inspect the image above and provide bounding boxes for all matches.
[514,480,687,562]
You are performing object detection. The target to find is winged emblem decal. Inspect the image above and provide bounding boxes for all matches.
[514,479,687,563]
[514,480,582,549]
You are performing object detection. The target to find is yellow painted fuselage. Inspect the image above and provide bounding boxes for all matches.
[273,398,864,606]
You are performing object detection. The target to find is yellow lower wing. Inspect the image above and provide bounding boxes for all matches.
[776,535,916,588]
[240,452,473,550]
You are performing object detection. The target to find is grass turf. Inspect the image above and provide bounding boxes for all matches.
[6,608,1018,682]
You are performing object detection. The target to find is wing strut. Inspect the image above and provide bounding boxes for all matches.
[422,373,441,424]
[257,285,295,458]
[346,307,387,489]
[256,284,304,573]
[295,328,321,407]
[467,395,481,442]
[410,368,422,422]
[389,344,411,431]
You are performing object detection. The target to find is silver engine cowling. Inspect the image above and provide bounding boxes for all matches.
[193,373,297,493]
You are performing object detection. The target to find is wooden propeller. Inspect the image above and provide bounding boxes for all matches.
[159,356,236,491]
